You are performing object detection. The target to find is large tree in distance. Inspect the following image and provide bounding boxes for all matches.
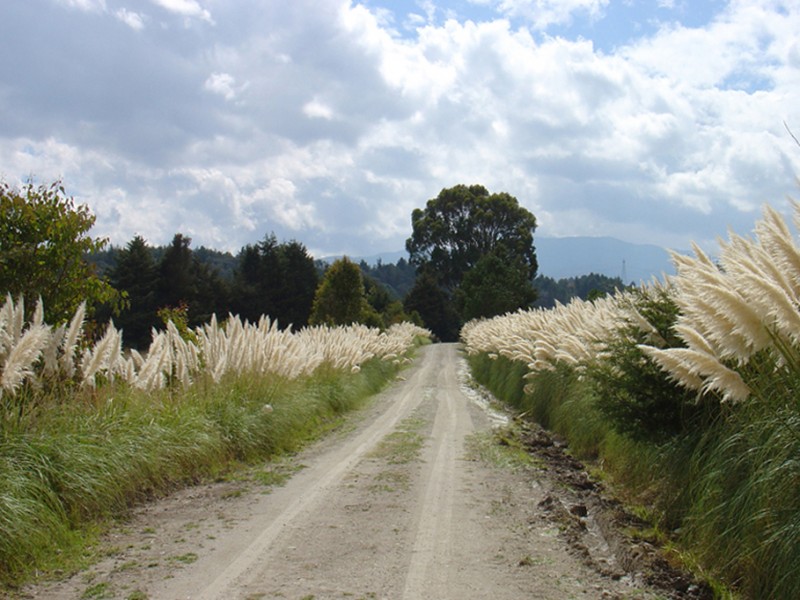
[406,184,538,289]
[405,185,538,337]
[455,249,537,321]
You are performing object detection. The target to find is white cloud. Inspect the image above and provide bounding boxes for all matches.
[302,99,335,120]
[254,178,319,231]
[204,72,242,101]
[482,0,610,29]
[54,0,107,12]
[2,0,799,259]
[149,0,213,23]
[115,8,145,30]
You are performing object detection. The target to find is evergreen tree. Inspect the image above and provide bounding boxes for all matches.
[403,271,460,341]
[155,233,228,328]
[274,240,318,328]
[157,233,196,310]
[309,257,368,326]
[109,235,158,349]
[231,235,317,328]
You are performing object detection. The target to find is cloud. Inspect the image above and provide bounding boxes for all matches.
[115,8,145,30]
[54,0,107,12]
[149,0,213,23]
[302,99,335,120]
[1,0,799,261]
[472,0,610,29]
[204,72,245,101]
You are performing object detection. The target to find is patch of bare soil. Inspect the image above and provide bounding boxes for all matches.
[516,422,714,600]
[13,344,711,599]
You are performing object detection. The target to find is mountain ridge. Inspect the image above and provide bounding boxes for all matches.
[325,236,677,285]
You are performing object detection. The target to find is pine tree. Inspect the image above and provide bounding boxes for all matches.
[109,235,158,349]
[309,257,368,326]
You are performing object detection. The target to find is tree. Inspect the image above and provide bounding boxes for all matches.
[272,240,318,328]
[403,271,460,342]
[108,235,158,349]
[156,233,196,310]
[406,184,538,290]
[155,233,228,328]
[0,180,117,323]
[309,257,369,326]
[230,235,318,328]
[456,250,538,321]
[404,184,538,338]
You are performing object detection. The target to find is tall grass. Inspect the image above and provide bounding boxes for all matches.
[462,201,800,598]
[0,302,429,586]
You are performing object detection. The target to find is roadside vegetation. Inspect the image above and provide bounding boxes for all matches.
[0,294,429,587]
[462,201,800,599]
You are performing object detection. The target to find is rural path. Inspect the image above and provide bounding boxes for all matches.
[23,344,688,600]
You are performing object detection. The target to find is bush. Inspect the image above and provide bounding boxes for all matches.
[588,286,719,443]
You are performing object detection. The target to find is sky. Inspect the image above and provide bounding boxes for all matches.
[1,0,799,261]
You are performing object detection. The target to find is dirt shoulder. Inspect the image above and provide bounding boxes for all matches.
[17,344,708,600]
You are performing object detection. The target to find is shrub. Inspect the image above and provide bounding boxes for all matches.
[588,285,719,443]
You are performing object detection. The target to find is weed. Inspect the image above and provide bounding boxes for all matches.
[464,428,536,470]
[81,581,112,599]
[368,415,425,464]
[170,552,198,564]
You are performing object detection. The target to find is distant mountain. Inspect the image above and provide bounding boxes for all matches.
[319,251,408,265]
[322,237,678,286]
[536,236,676,284]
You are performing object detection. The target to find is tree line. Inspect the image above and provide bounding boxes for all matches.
[2,180,623,347]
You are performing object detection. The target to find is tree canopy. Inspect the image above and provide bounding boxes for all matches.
[456,249,538,321]
[108,235,158,349]
[404,184,539,337]
[406,184,538,290]
[232,234,318,329]
[0,180,117,323]
[309,257,369,326]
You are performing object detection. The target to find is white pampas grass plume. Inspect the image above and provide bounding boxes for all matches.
[1,324,50,395]
[10,296,25,346]
[61,302,86,377]
[31,297,44,328]
[42,324,66,378]
[640,345,750,403]
[81,321,123,388]
[0,294,14,362]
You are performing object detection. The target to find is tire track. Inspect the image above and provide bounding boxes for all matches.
[151,344,441,599]
[402,345,472,598]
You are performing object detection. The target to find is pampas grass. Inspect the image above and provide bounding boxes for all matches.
[0,296,430,401]
[0,297,429,587]
[461,199,800,599]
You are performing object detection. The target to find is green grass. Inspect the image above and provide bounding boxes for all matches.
[464,427,537,470]
[468,350,800,599]
[0,353,409,589]
[367,415,426,465]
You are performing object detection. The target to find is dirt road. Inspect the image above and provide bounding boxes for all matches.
[23,344,694,599]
